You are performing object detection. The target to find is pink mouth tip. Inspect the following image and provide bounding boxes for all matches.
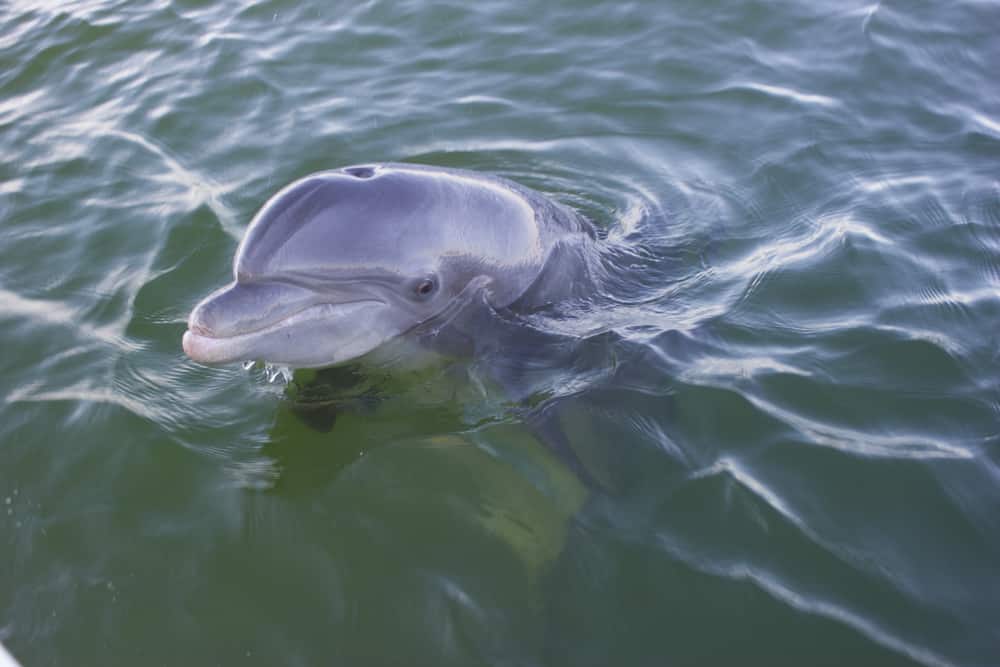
[181,330,196,359]
[182,329,215,363]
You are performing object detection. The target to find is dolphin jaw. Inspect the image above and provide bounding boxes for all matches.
[182,299,391,367]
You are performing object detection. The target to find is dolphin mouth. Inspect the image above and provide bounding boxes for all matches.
[183,299,387,366]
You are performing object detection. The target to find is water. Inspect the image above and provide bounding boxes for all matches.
[2,1,999,665]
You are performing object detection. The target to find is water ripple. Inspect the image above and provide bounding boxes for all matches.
[741,392,975,461]
[0,286,135,352]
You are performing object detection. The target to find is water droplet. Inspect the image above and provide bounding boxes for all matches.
[264,364,292,385]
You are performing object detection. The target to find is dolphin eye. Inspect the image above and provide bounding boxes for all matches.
[413,277,437,298]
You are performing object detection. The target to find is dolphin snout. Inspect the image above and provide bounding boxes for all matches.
[183,281,322,365]
[183,277,402,367]
[187,281,317,339]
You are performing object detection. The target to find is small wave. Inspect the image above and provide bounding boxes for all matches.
[669,550,956,667]
[452,94,518,108]
[5,381,162,425]
[683,354,811,382]
[856,174,934,194]
[956,106,1000,138]
[868,321,969,359]
[860,2,883,34]
[737,82,841,109]
[99,128,240,238]
[0,286,136,352]
[655,474,955,667]
[731,213,891,278]
[741,392,974,460]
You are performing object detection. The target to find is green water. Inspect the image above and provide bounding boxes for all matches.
[2,1,999,665]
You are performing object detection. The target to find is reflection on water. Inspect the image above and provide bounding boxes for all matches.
[2,0,999,665]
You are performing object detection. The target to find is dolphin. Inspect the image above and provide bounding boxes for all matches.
[182,163,598,370]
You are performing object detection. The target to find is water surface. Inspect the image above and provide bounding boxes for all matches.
[2,1,999,665]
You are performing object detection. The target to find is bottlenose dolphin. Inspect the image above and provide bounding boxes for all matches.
[183,163,597,370]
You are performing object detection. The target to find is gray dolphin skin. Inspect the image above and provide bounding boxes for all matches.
[182,163,596,369]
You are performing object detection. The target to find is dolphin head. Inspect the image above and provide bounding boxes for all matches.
[183,164,553,368]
